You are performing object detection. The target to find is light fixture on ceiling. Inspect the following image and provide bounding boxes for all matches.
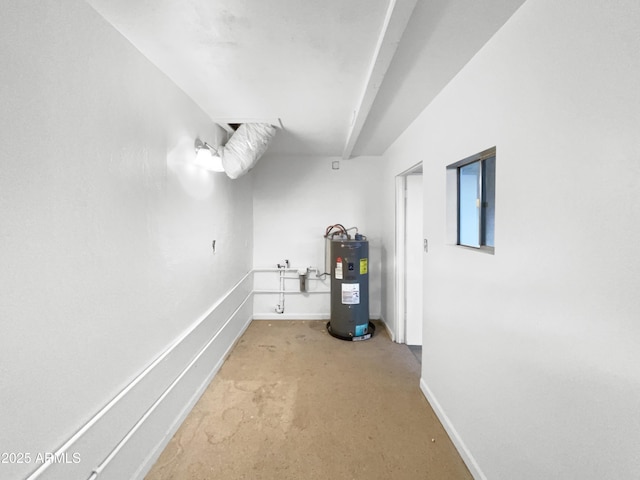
[194,138,224,172]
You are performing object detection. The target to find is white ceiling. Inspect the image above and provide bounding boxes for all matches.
[86,0,526,158]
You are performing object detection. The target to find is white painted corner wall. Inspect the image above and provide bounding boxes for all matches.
[0,2,254,479]
[382,0,640,478]
[251,155,383,320]
[1,3,390,479]
[6,1,640,479]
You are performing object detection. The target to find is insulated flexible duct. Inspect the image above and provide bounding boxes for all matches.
[220,123,277,179]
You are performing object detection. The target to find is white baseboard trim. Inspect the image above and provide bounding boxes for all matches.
[27,273,254,480]
[379,316,395,342]
[253,313,383,321]
[419,378,487,480]
[133,311,253,480]
[253,313,330,320]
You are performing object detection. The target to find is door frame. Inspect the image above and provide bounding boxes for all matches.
[395,162,423,344]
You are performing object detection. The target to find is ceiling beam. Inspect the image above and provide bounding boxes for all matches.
[342,0,417,160]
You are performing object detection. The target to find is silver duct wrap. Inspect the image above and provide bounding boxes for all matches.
[221,123,277,179]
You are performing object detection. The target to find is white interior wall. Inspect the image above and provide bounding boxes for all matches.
[0,2,253,479]
[5,0,639,478]
[381,0,640,478]
[252,155,383,320]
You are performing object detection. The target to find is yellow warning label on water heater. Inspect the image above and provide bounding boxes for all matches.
[360,258,368,275]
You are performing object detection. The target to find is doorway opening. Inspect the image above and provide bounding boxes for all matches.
[395,163,423,347]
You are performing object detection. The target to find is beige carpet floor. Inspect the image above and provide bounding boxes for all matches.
[145,320,472,480]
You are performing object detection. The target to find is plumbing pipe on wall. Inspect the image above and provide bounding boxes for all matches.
[274,260,290,314]
[253,265,329,315]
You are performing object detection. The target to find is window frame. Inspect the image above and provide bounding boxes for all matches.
[447,147,496,254]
